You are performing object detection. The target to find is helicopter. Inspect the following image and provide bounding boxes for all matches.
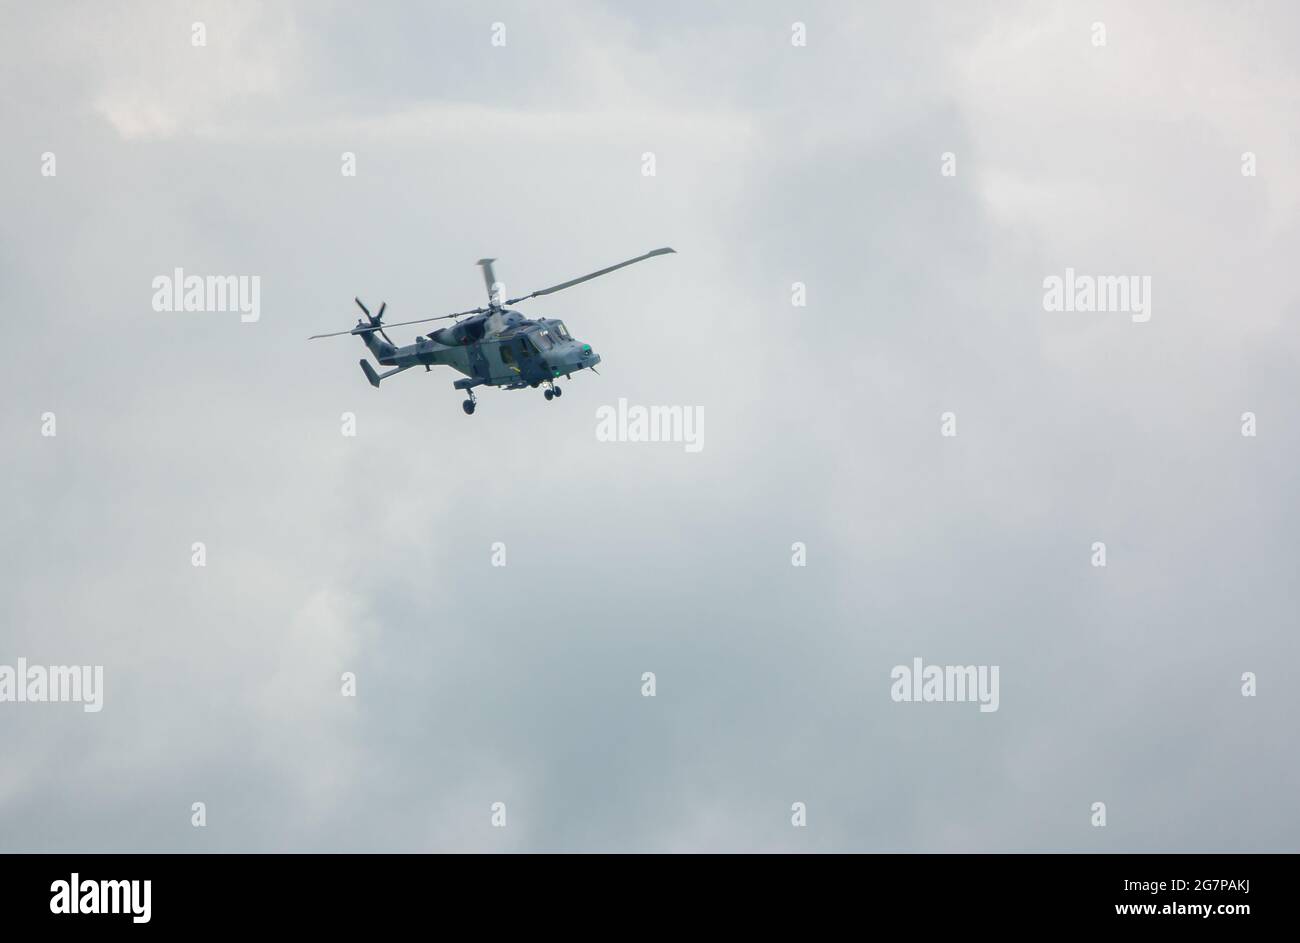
[309,247,676,415]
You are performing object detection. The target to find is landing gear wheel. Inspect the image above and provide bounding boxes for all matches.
[544,389,554,401]
[462,399,476,415]
[553,385,562,397]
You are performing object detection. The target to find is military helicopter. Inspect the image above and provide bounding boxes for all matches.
[309,247,675,415]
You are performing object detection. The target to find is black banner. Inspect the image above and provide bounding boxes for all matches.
[0,853,1273,929]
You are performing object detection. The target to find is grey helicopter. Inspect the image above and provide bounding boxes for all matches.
[310,247,675,414]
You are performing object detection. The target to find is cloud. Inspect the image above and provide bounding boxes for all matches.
[1,0,1297,852]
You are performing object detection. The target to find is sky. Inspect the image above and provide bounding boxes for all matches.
[1,0,1297,852]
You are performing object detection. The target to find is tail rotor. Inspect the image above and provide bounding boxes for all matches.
[355,297,394,345]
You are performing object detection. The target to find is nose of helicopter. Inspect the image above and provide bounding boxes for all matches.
[555,342,600,373]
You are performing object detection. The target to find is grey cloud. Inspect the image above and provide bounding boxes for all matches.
[1,0,1297,852]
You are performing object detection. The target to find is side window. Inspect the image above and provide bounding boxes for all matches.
[500,344,515,365]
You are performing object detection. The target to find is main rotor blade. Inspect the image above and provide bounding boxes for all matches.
[307,307,487,340]
[309,326,368,339]
[503,247,675,305]
[477,259,499,304]
[378,307,486,330]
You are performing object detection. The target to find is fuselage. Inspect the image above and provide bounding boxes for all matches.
[367,309,600,388]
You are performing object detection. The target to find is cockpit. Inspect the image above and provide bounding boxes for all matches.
[496,317,599,378]
[528,321,573,352]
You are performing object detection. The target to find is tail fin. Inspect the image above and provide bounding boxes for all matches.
[360,360,381,388]
[360,330,397,363]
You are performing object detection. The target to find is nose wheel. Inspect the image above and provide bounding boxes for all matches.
[544,383,562,401]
